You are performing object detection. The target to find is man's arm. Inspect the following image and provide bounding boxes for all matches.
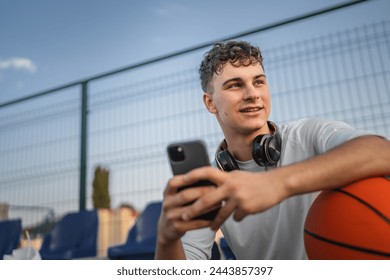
[155,236,186,260]
[181,136,390,228]
[155,179,214,259]
[282,135,390,196]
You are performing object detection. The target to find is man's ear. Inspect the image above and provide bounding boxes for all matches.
[203,92,217,114]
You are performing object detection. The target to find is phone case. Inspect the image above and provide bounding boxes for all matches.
[168,140,210,174]
[167,140,219,220]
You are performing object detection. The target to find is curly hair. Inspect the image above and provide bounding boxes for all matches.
[199,40,264,93]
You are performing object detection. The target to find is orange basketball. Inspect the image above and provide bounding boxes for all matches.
[304,177,390,260]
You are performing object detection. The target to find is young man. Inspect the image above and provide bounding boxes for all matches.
[156,41,390,259]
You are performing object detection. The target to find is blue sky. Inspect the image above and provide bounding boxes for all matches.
[1,0,389,104]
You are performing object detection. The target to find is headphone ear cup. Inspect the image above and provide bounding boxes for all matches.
[252,134,267,166]
[252,121,282,167]
[216,149,239,171]
[252,133,281,166]
[266,132,281,164]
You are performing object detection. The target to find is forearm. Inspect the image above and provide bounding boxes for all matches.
[156,176,218,259]
[155,238,186,260]
[280,136,390,197]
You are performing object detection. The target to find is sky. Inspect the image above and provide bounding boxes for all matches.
[1,0,390,105]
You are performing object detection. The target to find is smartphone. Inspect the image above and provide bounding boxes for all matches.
[167,140,220,220]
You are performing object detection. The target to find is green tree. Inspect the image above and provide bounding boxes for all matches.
[92,166,111,209]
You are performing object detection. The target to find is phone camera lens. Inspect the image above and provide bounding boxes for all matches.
[169,145,185,162]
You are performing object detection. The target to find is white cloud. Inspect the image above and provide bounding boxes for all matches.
[0,57,37,73]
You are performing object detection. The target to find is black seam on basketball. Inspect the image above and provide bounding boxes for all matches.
[304,229,390,258]
[333,189,390,224]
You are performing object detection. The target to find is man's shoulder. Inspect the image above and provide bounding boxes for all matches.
[278,118,321,136]
[278,117,350,136]
[278,118,331,131]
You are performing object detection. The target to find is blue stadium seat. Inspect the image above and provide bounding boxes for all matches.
[108,201,162,260]
[220,237,236,260]
[39,209,98,260]
[0,219,22,260]
[210,241,221,260]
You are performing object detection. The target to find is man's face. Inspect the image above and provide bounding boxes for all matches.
[203,61,271,138]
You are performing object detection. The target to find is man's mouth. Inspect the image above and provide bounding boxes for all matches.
[240,107,262,113]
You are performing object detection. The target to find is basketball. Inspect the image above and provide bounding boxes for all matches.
[304,177,390,260]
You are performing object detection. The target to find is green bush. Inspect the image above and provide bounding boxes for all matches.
[92,166,111,209]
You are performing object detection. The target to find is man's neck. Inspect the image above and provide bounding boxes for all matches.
[226,138,253,161]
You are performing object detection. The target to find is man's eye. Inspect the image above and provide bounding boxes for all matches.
[227,83,241,89]
[255,80,265,86]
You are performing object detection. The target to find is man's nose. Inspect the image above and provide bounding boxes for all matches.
[243,84,260,101]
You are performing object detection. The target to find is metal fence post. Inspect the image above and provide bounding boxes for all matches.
[79,81,88,210]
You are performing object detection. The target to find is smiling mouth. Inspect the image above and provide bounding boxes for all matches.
[240,107,262,113]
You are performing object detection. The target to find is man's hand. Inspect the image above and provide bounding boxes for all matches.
[155,174,216,259]
[181,166,288,230]
[158,174,214,244]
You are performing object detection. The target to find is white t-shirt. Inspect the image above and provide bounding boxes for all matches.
[181,118,375,260]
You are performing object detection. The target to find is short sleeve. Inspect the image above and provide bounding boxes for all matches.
[181,227,216,260]
[281,118,378,154]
